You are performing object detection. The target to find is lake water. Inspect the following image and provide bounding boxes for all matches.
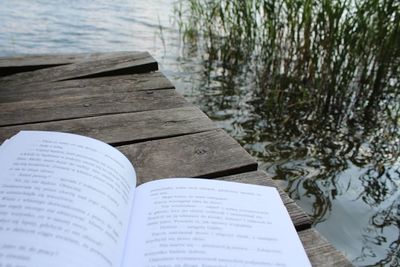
[1,1,399,266]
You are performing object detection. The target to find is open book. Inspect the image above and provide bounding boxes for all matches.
[0,131,311,267]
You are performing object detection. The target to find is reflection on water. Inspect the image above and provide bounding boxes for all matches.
[0,0,399,266]
[176,1,400,266]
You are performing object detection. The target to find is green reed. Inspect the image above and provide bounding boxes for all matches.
[175,0,400,194]
[176,0,399,124]
[175,1,400,265]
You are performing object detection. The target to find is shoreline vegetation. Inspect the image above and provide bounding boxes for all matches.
[174,0,399,266]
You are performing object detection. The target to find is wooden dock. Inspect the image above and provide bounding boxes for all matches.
[0,52,352,266]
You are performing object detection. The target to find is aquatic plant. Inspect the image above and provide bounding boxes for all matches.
[175,0,400,265]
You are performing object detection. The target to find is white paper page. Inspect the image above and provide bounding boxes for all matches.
[123,178,311,267]
[0,131,136,267]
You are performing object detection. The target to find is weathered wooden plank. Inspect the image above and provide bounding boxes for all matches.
[0,89,189,126]
[0,52,158,86]
[123,129,258,184]
[0,106,217,145]
[0,51,137,68]
[0,52,139,77]
[0,72,174,103]
[216,171,312,230]
[299,228,353,267]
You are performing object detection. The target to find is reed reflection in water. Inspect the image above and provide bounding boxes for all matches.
[175,0,400,266]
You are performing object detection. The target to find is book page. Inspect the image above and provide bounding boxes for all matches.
[122,178,311,267]
[0,131,136,267]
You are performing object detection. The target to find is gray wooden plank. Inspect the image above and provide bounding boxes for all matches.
[0,52,158,86]
[123,129,258,184]
[0,106,217,144]
[0,52,140,77]
[299,228,353,267]
[0,89,189,126]
[216,171,312,230]
[0,51,138,67]
[0,72,174,103]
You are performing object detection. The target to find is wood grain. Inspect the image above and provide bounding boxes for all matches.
[0,72,174,103]
[0,52,158,86]
[122,129,258,184]
[0,52,141,77]
[299,228,353,266]
[0,89,189,126]
[0,106,217,144]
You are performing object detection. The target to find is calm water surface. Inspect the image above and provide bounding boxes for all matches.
[0,1,399,266]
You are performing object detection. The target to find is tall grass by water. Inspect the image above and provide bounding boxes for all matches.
[175,0,400,266]
[177,0,399,122]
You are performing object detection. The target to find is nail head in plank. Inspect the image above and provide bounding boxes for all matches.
[121,129,258,185]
